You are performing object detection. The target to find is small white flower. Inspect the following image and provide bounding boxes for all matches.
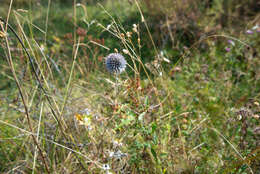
[252,24,259,30]
[87,125,93,131]
[114,150,127,158]
[103,164,110,170]
[113,140,123,147]
[108,150,127,159]
[40,44,45,52]
[82,108,91,115]
[109,151,114,158]
[83,117,91,126]
[237,114,242,120]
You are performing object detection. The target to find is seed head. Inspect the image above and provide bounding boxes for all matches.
[105,53,127,74]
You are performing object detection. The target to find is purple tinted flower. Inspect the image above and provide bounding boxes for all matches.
[246,30,253,34]
[257,28,260,33]
[225,47,231,52]
[105,53,127,74]
[227,40,235,46]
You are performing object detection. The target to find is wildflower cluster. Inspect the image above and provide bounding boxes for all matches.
[246,24,260,34]
[225,24,259,52]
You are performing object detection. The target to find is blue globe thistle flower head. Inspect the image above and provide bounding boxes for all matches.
[105,53,127,74]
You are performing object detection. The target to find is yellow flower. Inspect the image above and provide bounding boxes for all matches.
[74,113,92,126]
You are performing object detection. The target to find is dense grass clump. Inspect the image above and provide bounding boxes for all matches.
[0,0,259,173]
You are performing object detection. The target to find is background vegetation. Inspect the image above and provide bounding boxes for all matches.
[0,0,259,173]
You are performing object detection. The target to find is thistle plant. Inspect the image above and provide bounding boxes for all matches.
[105,53,127,74]
[105,53,127,101]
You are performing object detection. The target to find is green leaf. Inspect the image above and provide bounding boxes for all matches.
[150,147,158,163]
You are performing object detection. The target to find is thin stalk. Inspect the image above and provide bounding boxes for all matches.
[115,73,119,104]
[13,12,61,116]
[59,38,80,124]
[134,0,158,55]
[0,18,64,132]
[0,22,50,174]
[5,0,13,31]
[73,0,77,55]
[45,0,51,45]
[32,101,44,174]
[211,127,253,174]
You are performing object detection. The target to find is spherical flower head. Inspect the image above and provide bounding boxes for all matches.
[105,53,126,74]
